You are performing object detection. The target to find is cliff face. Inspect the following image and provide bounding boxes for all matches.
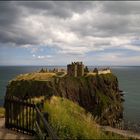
[6,73,123,126]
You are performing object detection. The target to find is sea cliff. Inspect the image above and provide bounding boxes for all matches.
[6,72,123,126]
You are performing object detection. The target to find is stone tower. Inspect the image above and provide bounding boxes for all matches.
[77,62,84,77]
[67,62,84,77]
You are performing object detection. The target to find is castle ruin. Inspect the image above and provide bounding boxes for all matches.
[67,62,111,77]
[67,62,84,77]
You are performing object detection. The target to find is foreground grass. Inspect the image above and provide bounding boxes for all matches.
[43,96,125,139]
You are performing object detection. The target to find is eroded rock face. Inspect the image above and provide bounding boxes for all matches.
[6,73,123,126]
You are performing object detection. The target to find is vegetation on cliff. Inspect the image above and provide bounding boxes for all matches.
[43,96,124,139]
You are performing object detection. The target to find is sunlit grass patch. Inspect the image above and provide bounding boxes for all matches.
[14,72,56,81]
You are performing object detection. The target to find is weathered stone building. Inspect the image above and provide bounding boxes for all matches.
[67,62,84,77]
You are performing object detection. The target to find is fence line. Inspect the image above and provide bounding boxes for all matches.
[4,95,58,139]
[35,106,58,139]
[5,95,35,135]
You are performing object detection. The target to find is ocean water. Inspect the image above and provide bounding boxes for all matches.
[0,66,140,130]
[112,66,140,131]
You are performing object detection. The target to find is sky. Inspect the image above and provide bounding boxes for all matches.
[0,1,140,66]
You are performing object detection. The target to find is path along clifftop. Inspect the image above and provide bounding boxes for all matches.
[0,118,34,139]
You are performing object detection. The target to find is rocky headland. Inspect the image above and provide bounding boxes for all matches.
[6,71,124,127]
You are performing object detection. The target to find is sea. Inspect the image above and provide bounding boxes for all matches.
[0,66,140,131]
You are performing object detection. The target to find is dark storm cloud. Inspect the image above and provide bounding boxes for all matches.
[17,1,95,18]
[0,1,43,45]
[0,1,140,53]
[1,1,140,65]
[0,30,39,45]
[101,1,140,15]
[0,2,21,26]
[0,2,26,44]
[69,17,130,38]
[0,1,95,46]
[69,2,140,38]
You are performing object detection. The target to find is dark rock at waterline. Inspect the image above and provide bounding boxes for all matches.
[121,98,125,102]
[119,89,123,93]
[120,93,124,96]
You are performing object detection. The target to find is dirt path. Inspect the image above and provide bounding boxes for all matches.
[101,125,140,139]
[0,118,35,139]
[1,116,140,139]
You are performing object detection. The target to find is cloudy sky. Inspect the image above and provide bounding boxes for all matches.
[0,1,140,66]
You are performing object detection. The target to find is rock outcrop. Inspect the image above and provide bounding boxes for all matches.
[6,73,123,126]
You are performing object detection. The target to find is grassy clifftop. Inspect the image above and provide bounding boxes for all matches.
[14,72,56,81]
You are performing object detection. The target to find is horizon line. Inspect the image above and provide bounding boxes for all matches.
[0,65,140,67]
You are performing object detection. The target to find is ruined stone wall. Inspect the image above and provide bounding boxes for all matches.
[67,64,77,77]
[98,70,111,75]
[77,64,84,76]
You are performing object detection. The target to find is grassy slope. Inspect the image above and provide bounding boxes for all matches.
[43,96,125,139]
